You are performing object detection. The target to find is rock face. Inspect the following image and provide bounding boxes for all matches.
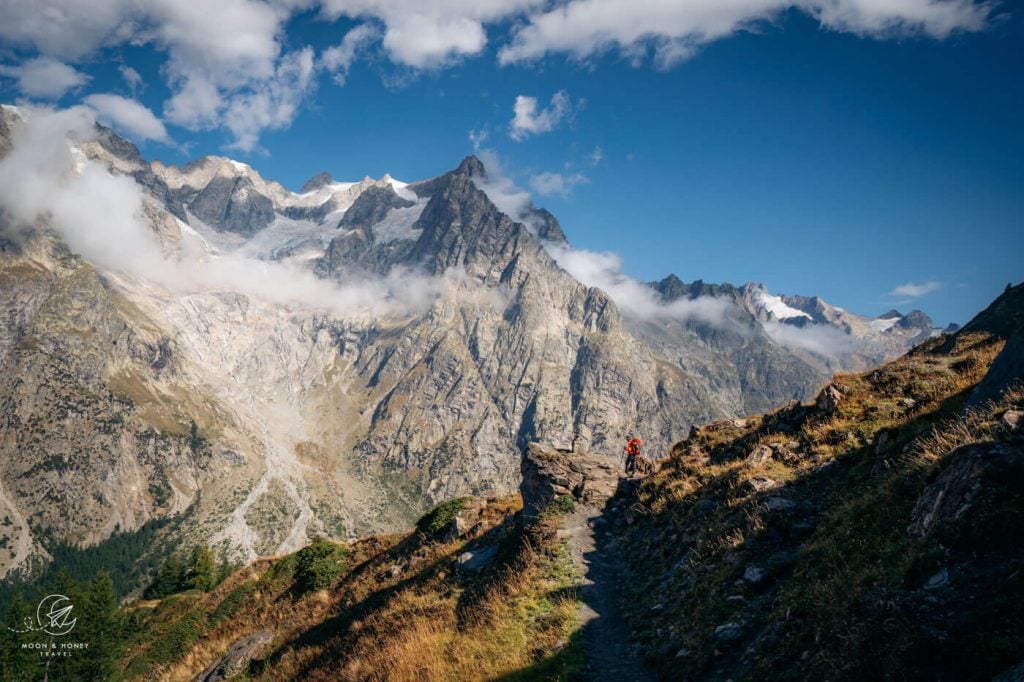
[188,174,275,235]
[194,630,273,682]
[0,112,927,578]
[338,185,415,230]
[520,443,622,517]
[300,171,334,193]
[909,442,1024,540]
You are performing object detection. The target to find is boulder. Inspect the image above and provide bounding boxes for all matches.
[924,567,950,590]
[816,385,843,414]
[194,630,273,682]
[455,545,498,571]
[1003,410,1023,431]
[746,477,779,493]
[743,565,766,584]
[521,442,624,517]
[744,445,774,468]
[909,442,1024,539]
[714,622,743,642]
[442,498,487,542]
[763,497,796,512]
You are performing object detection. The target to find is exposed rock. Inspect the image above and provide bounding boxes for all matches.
[746,477,779,493]
[521,443,621,517]
[771,443,800,464]
[714,622,743,642]
[899,397,917,409]
[744,445,773,468]
[1004,410,1023,431]
[909,442,1024,539]
[338,185,415,230]
[300,171,334,193]
[442,498,488,542]
[456,544,497,571]
[816,385,843,414]
[743,565,766,584]
[924,567,950,590]
[194,630,273,682]
[763,497,796,512]
[188,174,275,235]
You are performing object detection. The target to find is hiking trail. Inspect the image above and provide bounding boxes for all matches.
[565,493,657,681]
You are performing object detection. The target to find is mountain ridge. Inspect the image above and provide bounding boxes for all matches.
[0,106,955,581]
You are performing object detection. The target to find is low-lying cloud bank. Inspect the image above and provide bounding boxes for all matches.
[470,150,735,326]
[761,319,858,358]
[544,241,737,326]
[0,105,443,318]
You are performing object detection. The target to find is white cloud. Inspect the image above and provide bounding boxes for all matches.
[0,105,445,318]
[119,65,143,93]
[321,23,380,85]
[0,56,89,99]
[529,171,589,197]
[0,0,135,59]
[499,0,992,66]
[0,0,992,148]
[316,1,541,68]
[472,149,538,229]
[220,47,317,152]
[471,150,734,325]
[84,93,170,143]
[888,280,942,298]
[546,241,736,324]
[762,319,857,357]
[468,128,489,150]
[510,90,574,141]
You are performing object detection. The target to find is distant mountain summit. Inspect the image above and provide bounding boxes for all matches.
[0,107,950,580]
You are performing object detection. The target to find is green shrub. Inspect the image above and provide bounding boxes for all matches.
[210,580,257,626]
[295,538,348,592]
[416,497,472,537]
[553,495,576,513]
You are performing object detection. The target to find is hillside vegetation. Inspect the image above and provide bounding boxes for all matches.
[617,287,1024,680]
[107,284,1024,681]
[118,495,584,681]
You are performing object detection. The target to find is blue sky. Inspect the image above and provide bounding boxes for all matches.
[0,1,1020,326]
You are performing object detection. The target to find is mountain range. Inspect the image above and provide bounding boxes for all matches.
[0,104,951,578]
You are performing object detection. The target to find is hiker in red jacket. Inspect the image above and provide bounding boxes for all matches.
[624,436,643,476]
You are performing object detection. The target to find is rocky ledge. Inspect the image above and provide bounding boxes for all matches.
[521,442,624,517]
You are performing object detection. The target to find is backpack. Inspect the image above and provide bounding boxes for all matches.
[626,439,641,456]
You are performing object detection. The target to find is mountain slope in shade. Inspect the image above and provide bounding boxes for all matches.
[0,105,942,578]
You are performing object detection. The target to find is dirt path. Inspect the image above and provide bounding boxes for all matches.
[565,501,657,681]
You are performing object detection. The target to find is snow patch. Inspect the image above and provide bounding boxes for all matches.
[870,317,900,332]
[372,201,426,244]
[386,176,417,202]
[755,291,812,320]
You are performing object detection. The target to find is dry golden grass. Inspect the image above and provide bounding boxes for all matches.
[124,495,584,682]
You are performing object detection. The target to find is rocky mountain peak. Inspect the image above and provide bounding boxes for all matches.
[456,155,486,178]
[898,309,933,330]
[338,184,415,230]
[880,308,903,319]
[300,171,334,193]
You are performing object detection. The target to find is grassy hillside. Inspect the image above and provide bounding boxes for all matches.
[618,325,1023,680]
[119,495,585,681]
[105,282,1024,681]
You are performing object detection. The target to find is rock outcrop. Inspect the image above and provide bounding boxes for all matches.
[194,630,273,682]
[521,443,622,517]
